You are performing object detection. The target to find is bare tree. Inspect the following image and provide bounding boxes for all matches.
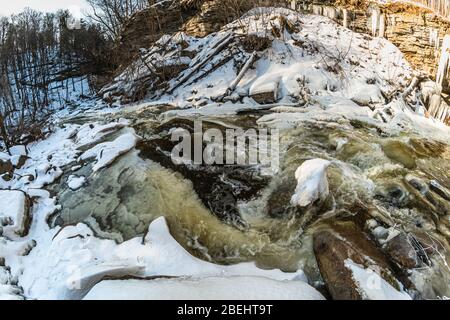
[85,0,148,39]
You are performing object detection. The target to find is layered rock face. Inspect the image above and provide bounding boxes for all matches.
[117,1,287,63]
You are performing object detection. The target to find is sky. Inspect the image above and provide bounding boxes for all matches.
[0,0,91,18]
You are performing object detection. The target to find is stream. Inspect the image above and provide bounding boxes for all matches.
[53,103,450,298]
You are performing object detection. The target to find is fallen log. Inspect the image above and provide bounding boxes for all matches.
[167,32,233,93]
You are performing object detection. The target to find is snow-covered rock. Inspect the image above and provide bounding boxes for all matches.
[349,81,386,106]
[67,175,86,191]
[0,190,30,237]
[290,159,331,207]
[344,259,411,300]
[81,131,139,172]
[249,74,281,104]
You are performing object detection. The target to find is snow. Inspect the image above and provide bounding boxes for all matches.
[9,145,27,156]
[349,81,386,106]
[0,190,28,237]
[80,131,139,172]
[67,175,86,190]
[344,259,412,300]
[291,159,331,207]
[249,73,280,97]
[84,276,325,300]
[4,215,317,300]
[0,152,9,162]
[74,119,130,148]
[0,284,23,300]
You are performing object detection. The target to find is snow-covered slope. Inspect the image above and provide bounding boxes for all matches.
[103,7,412,110]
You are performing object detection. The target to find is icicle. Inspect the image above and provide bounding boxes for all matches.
[312,5,323,16]
[429,94,442,117]
[343,9,349,28]
[371,8,379,37]
[378,13,385,38]
[436,34,450,89]
[429,28,440,50]
[291,0,297,10]
[437,102,449,122]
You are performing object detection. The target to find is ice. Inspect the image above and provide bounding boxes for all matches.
[291,159,331,207]
[9,145,27,156]
[249,73,280,97]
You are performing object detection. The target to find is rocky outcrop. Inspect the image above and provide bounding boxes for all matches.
[117,3,192,66]
[117,1,287,67]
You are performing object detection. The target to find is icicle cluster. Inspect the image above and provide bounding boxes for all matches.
[371,8,379,36]
[312,4,323,16]
[379,1,449,19]
[323,6,338,20]
[436,34,450,88]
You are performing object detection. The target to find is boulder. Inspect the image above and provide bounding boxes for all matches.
[313,221,405,300]
[0,158,13,175]
[384,233,418,269]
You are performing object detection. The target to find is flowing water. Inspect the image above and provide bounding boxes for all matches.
[55,105,450,297]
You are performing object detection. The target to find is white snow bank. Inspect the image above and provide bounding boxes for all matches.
[344,259,411,300]
[15,216,314,300]
[0,190,29,237]
[291,159,331,207]
[84,276,325,300]
[81,132,139,172]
